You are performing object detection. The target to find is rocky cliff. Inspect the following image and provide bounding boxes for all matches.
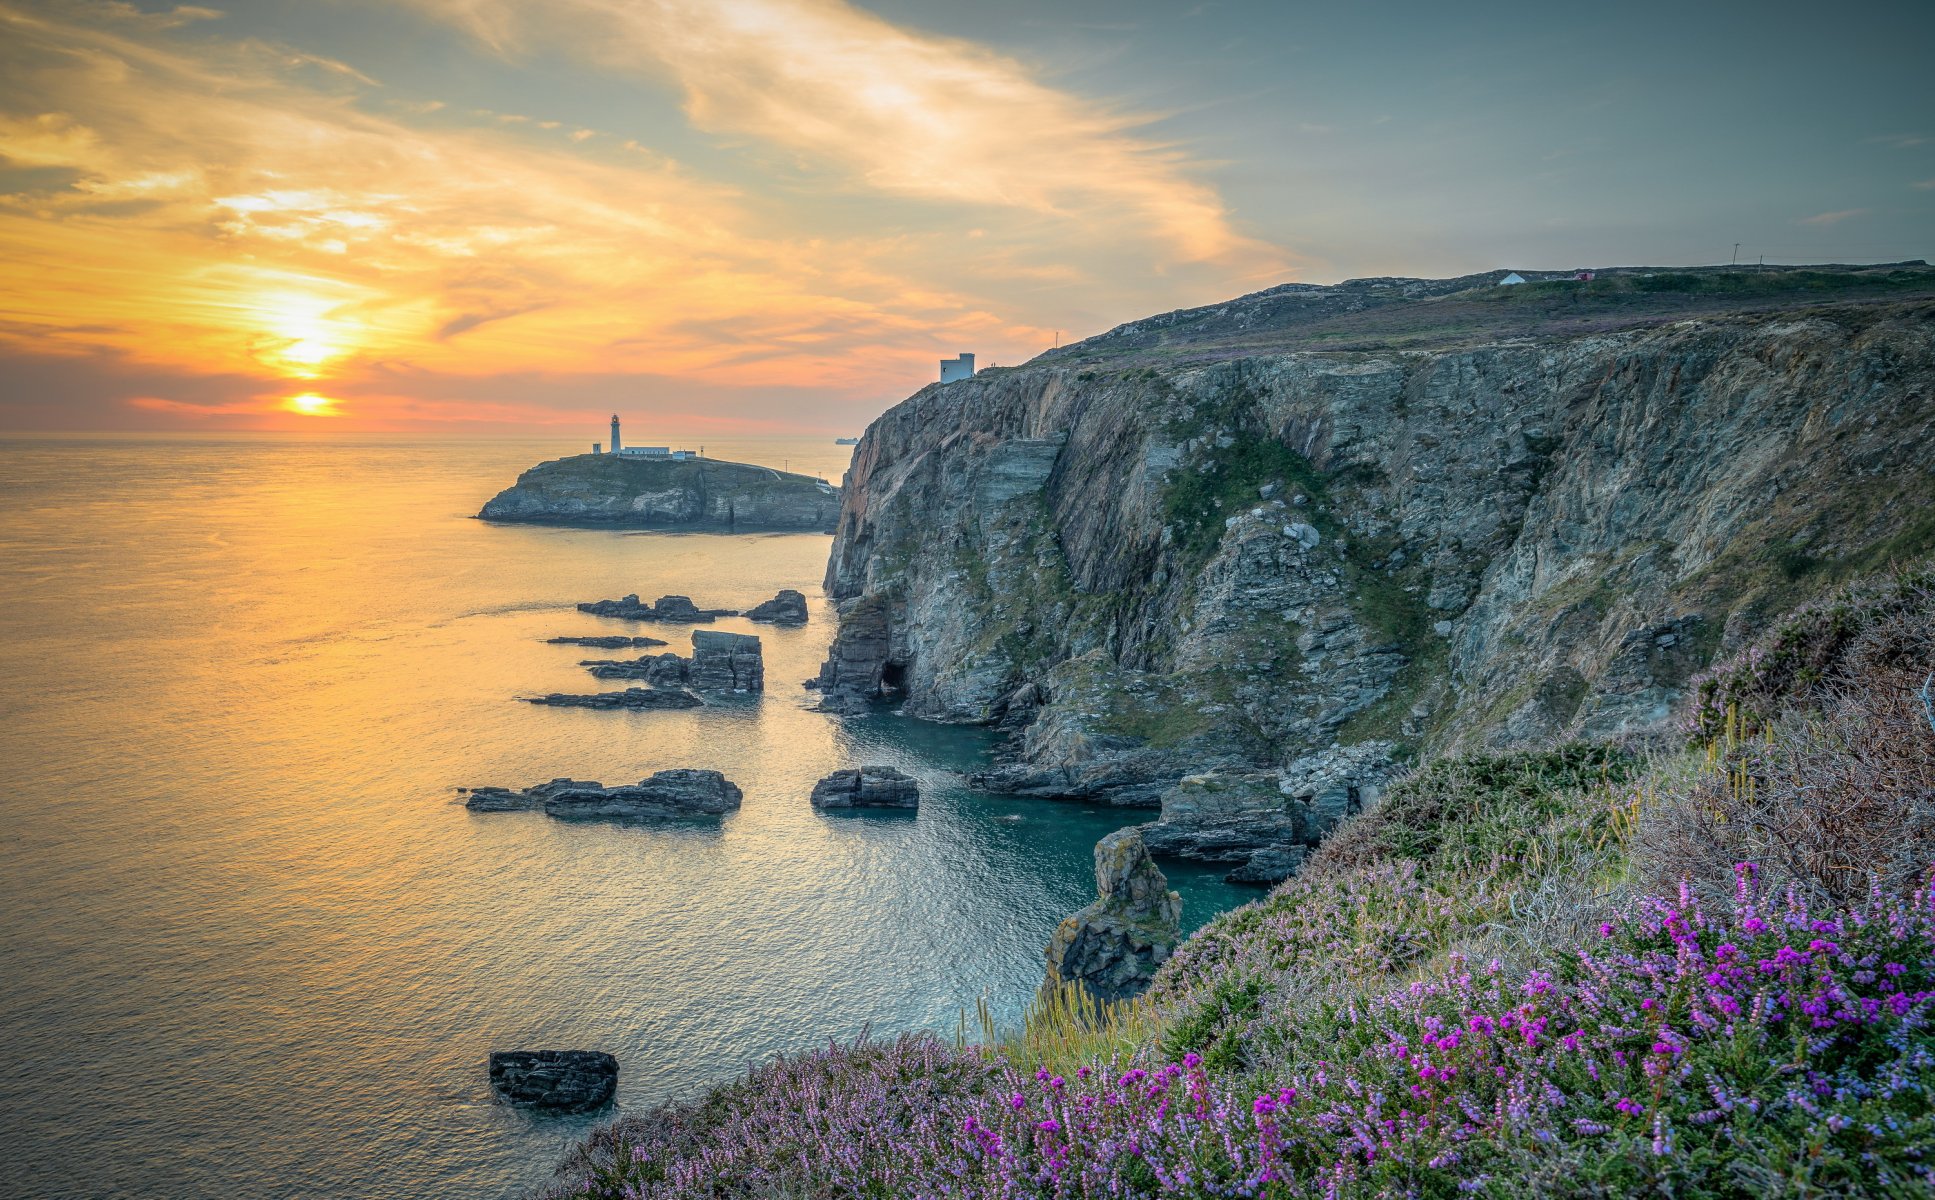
[815,266,1935,810]
[481,454,840,532]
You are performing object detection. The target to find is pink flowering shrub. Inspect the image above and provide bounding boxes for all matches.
[552,867,1935,1198]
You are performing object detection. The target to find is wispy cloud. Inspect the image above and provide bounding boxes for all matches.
[0,0,1068,420]
[1913,178,1935,190]
[408,0,1279,269]
[1800,208,1867,226]
[1867,132,1928,149]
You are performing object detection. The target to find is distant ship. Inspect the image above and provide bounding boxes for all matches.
[834,437,860,445]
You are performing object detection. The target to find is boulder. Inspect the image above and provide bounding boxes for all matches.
[745,589,810,626]
[688,630,765,692]
[809,765,920,809]
[1044,830,1181,1003]
[546,635,668,649]
[524,687,704,709]
[487,1050,617,1111]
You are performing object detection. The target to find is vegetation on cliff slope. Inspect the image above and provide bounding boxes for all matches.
[544,564,1935,1198]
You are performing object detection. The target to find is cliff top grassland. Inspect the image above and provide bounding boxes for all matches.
[546,562,1935,1198]
[1017,262,1935,368]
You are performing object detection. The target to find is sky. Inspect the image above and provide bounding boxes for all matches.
[0,0,1929,435]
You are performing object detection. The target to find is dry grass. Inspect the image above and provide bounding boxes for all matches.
[1635,679,1935,906]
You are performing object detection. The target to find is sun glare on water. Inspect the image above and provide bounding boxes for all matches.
[283,393,340,417]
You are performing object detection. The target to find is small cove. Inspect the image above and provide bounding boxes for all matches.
[0,434,1253,1199]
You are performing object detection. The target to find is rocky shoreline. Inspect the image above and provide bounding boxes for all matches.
[479,453,840,532]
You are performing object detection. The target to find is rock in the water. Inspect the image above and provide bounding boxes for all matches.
[745,589,810,626]
[576,594,738,623]
[544,769,743,819]
[478,452,840,532]
[462,770,742,819]
[1044,830,1181,1003]
[547,635,668,649]
[524,687,704,709]
[487,1050,617,1111]
[581,652,692,685]
[688,630,765,692]
[578,634,764,692]
[462,778,605,812]
[809,766,920,809]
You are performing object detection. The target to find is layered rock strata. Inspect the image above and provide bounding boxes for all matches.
[809,766,920,809]
[463,769,742,818]
[814,273,1935,815]
[581,632,764,692]
[1045,829,1182,1003]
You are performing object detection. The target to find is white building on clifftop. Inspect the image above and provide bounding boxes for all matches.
[940,352,976,383]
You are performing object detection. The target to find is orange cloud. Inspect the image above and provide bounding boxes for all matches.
[0,0,1288,430]
[415,0,1280,269]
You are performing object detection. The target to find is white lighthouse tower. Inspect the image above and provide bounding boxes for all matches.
[610,413,622,454]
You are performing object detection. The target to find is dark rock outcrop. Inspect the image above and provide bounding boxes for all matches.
[1138,742,1401,884]
[581,653,691,684]
[524,687,704,710]
[479,453,840,532]
[688,631,764,692]
[463,770,742,819]
[579,633,764,692]
[547,635,668,649]
[1044,829,1182,1003]
[745,589,810,626]
[487,1050,617,1111]
[815,270,1935,812]
[577,594,737,623]
[809,766,920,809]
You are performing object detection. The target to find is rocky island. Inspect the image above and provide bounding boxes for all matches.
[479,453,840,531]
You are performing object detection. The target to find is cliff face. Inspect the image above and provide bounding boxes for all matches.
[481,454,840,532]
[817,272,1935,804]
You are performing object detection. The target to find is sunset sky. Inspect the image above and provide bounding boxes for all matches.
[1,0,1929,435]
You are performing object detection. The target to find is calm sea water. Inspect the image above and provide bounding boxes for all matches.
[0,435,1250,1200]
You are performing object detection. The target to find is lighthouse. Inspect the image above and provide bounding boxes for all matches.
[610,413,622,454]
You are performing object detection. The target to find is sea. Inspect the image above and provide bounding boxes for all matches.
[0,434,1252,1200]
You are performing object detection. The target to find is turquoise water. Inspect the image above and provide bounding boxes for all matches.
[0,435,1252,1199]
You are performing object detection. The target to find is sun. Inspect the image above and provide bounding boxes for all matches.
[283,393,340,417]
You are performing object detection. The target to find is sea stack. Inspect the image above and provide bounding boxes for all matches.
[809,765,920,809]
[1044,829,1181,1003]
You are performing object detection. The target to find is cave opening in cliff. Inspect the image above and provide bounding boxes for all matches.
[879,662,908,694]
